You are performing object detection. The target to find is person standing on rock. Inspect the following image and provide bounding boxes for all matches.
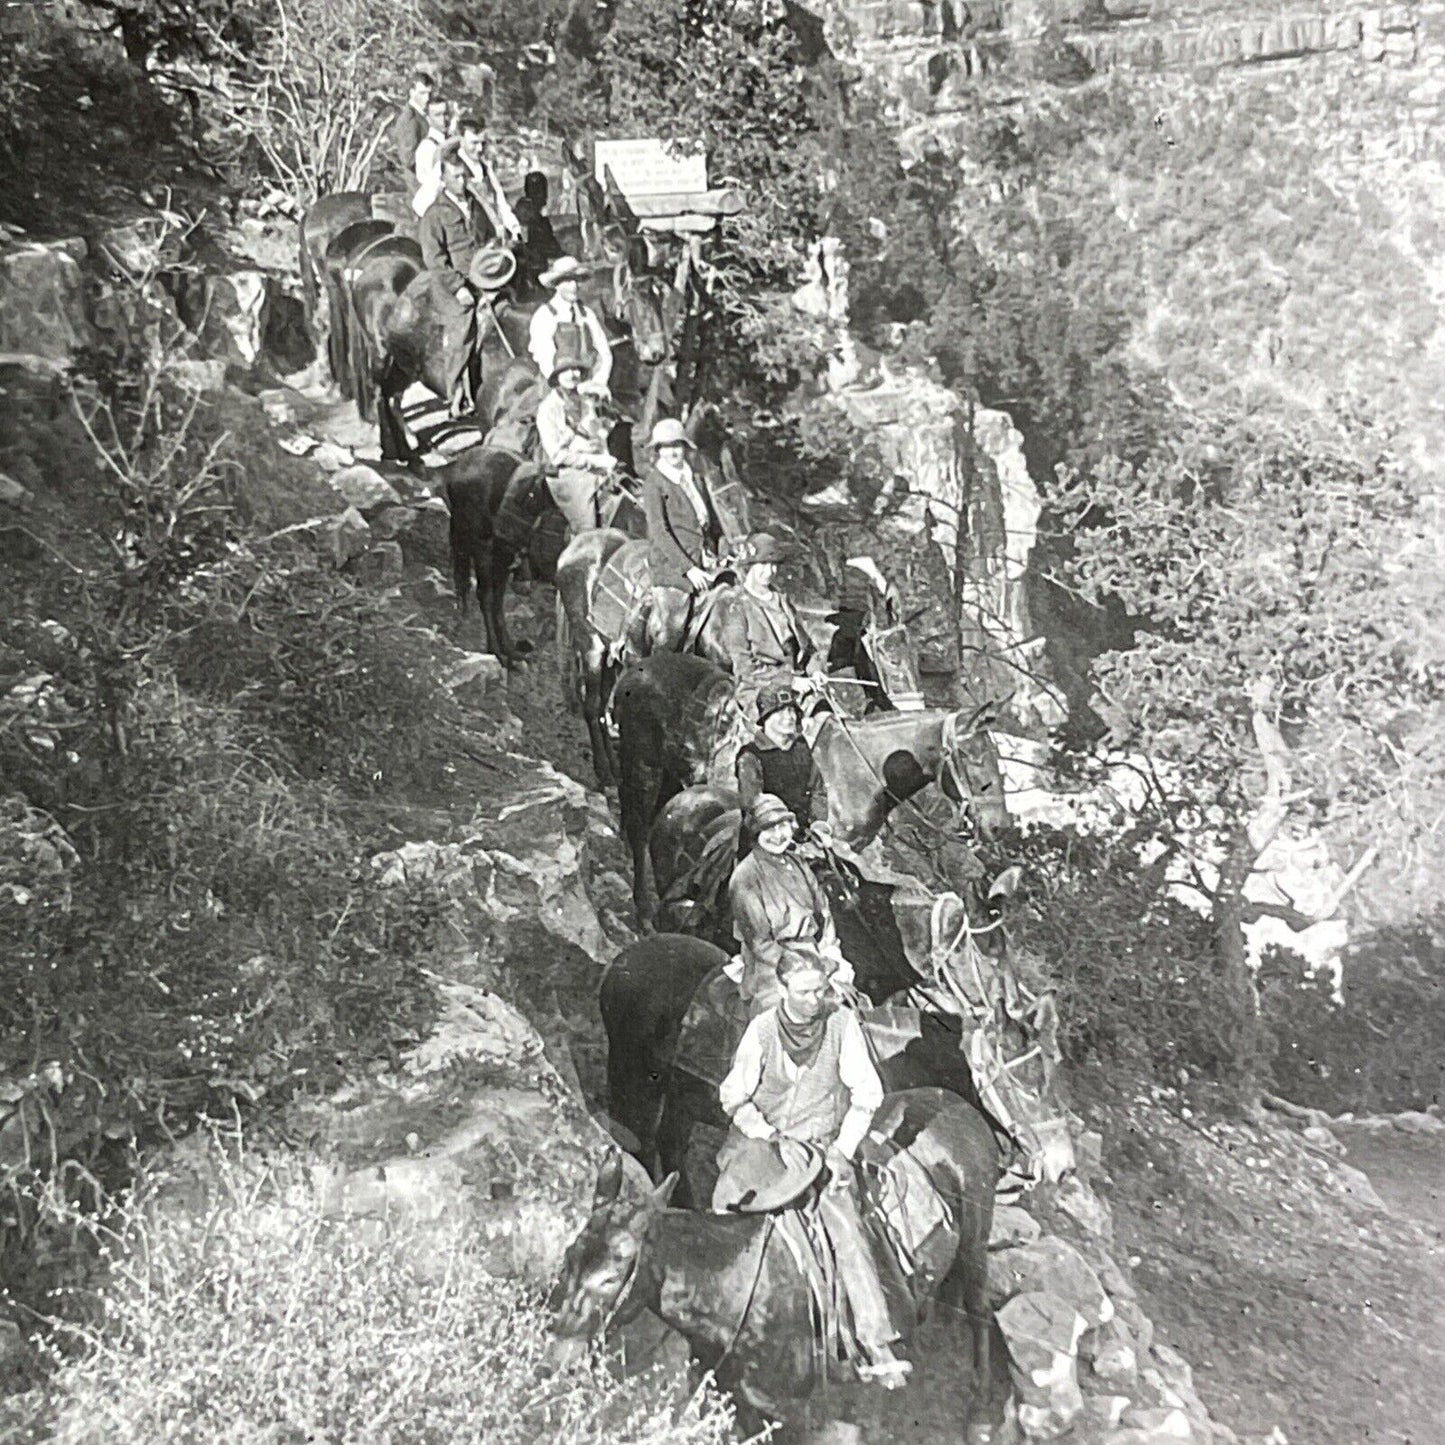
[536,340,622,533]
[714,944,912,1388]
[727,793,856,1016]
[457,116,522,246]
[419,149,504,417]
[410,95,455,216]
[391,71,437,199]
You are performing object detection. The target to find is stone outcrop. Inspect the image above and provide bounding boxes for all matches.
[0,237,93,362]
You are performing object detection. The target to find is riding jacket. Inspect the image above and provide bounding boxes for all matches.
[418,191,497,299]
[728,847,852,1010]
[640,458,725,590]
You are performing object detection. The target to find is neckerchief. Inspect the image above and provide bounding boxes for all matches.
[775,1002,833,1070]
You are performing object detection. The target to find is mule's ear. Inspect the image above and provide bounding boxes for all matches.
[594,1151,625,1206]
[650,1172,680,1211]
[988,864,1023,901]
[963,698,1001,734]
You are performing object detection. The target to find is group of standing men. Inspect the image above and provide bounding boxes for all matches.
[397,70,913,1388]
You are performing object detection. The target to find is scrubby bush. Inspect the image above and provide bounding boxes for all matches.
[1260,926,1445,1114]
[19,1150,737,1445]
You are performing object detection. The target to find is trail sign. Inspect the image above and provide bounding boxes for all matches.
[594,138,707,201]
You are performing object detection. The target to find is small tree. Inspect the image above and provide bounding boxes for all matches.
[1053,407,1445,1081]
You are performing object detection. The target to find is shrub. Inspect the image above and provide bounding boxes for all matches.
[21,1150,737,1445]
[1007,822,1268,1090]
[1259,925,1445,1114]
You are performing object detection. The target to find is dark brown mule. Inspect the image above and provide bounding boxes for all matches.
[441,446,566,665]
[612,653,738,923]
[623,697,1009,929]
[322,219,394,400]
[550,1094,999,1428]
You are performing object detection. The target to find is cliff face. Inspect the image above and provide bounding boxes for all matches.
[807,0,1426,127]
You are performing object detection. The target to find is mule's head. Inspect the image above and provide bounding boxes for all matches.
[941,702,1010,839]
[547,1154,678,1366]
[622,274,672,368]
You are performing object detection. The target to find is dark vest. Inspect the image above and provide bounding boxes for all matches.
[738,738,816,837]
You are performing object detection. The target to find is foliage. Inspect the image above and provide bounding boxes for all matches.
[0,346,450,1171]
[1052,410,1445,926]
[19,1149,737,1445]
[73,0,255,69]
[201,0,444,202]
[1008,822,1267,1087]
[1260,926,1445,1114]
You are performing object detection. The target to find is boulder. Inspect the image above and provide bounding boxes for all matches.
[167,359,229,395]
[996,1291,1087,1439]
[1300,1124,1345,1156]
[404,981,543,1075]
[991,1203,1044,1249]
[98,216,184,278]
[369,505,417,540]
[989,1236,1115,1328]
[1082,1315,1139,1391]
[1392,1110,1444,1134]
[317,507,372,567]
[329,464,403,511]
[1332,1162,1387,1212]
[353,539,405,583]
[442,651,506,696]
[1056,1176,1114,1239]
[0,240,93,361]
[1106,1407,1196,1443]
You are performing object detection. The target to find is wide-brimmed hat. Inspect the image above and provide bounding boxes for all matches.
[740,532,800,567]
[748,792,796,835]
[469,246,517,293]
[539,255,593,288]
[648,417,696,450]
[757,683,801,725]
[714,1136,824,1214]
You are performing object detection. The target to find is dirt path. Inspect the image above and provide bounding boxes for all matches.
[1096,1097,1445,1445]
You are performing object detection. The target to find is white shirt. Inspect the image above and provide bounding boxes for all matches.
[719,1007,882,1160]
[528,294,613,393]
[411,127,449,216]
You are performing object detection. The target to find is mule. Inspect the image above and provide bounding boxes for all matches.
[599,871,1017,1204]
[322,218,395,400]
[550,1098,999,1426]
[620,685,1009,928]
[443,447,568,664]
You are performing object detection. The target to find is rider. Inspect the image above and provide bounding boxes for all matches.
[536,339,622,533]
[723,531,820,729]
[513,171,566,291]
[528,255,613,399]
[714,943,912,1387]
[727,793,855,1016]
[641,417,733,638]
[457,116,522,246]
[419,148,505,418]
[736,684,818,856]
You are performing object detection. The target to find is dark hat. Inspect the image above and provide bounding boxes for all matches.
[747,792,796,835]
[757,683,801,725]
[741,532,800,567]
[469,245,517,293]
[714,1136,824,1214]
[550,341,591,385]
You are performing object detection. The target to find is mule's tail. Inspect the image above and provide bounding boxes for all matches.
[348,285,377,424]
[556,588,583,715]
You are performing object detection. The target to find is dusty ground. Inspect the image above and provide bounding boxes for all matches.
[1087,1087,1445,1445]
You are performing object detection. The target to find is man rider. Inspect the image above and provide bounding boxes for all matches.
[457,116,522,245]
[714,944,912,1388]
[391,71,437,199]
[410,95,454,216]
[528,255,613,398]
[419,149,504,417]
[728,793,855,1016]
[536,340,621,533]
[736,684,818,856]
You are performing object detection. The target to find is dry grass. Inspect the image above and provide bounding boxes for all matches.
[23,1149,738,1445]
